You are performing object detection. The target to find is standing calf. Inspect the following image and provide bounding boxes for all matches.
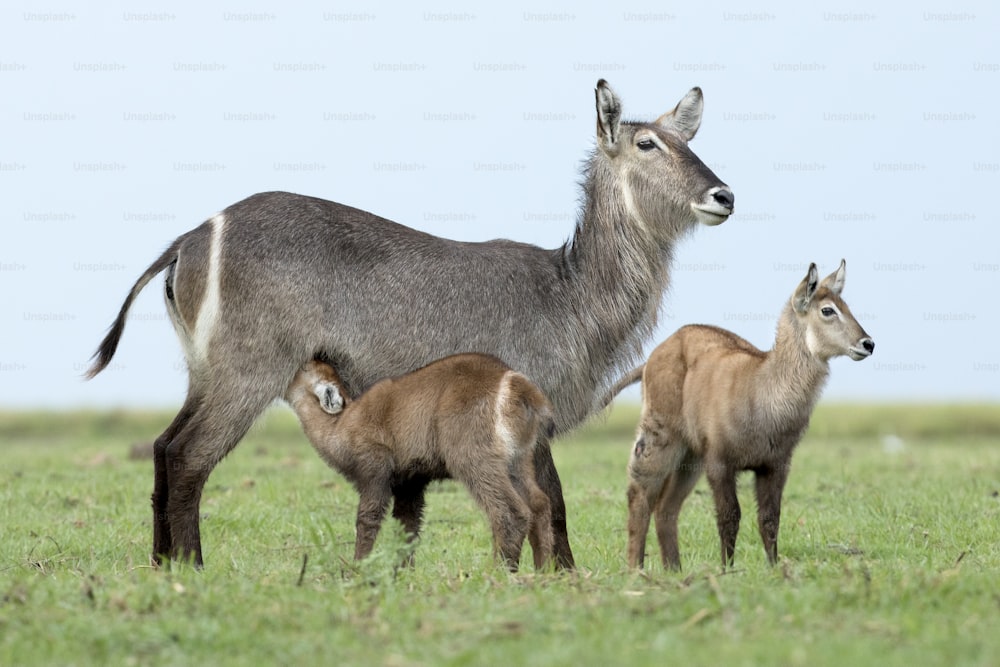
[284,354,555,571]
[626,260,874,570]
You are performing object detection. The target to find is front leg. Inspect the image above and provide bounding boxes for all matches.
[391,477,429,566]
[354,480,392,561]
[754,463,790,565]
[705,460,740,569]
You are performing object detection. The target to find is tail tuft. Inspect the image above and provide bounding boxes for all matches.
[85,319,128,379]
[84,238,183,380]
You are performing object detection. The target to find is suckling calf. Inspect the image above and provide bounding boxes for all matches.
[285,354,555,571]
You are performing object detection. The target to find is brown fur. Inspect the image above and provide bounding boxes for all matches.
[284,353,556,571]
[626,260,874,570]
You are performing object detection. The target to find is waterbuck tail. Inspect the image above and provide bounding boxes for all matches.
[600,364,646,409]
[85,237,184,379]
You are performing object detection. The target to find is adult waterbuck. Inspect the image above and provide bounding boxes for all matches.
[87,79,734,568]
[626,261,874,570]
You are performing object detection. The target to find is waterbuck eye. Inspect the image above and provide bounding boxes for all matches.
[821,307,836,317]
[637,138,657,151]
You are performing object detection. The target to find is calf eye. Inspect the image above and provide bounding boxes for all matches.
[637,139,656,151]
[821,307,836,317]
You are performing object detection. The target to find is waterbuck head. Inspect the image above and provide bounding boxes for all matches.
[792,260,875,362]
[288,360,349,416]
[595,79,734,236]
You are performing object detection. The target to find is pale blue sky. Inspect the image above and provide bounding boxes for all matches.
[2,1,997,408]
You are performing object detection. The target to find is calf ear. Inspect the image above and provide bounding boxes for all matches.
[595,79,623,153]
[656,87,703,142]
[793,263,820,314]
[315,383,345,415]
[821,259,847,296]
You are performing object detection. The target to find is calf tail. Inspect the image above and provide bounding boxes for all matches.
[508,372,557,441]
[84,237,184,379]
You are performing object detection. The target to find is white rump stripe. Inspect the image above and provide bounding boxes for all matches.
[494,372,518,458]
[193,213,225,363]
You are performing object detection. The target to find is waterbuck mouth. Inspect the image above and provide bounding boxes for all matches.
[692,185,735,226]
[691,203,732,227]
[847,346,873,361]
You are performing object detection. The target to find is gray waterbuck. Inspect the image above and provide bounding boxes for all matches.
[86,79,734,568]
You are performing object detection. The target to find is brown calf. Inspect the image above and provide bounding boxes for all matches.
[626,260,874,570]
[285,354,555,571]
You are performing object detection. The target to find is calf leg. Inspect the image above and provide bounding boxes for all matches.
[625,433,678,569]
[754,464,790,565]
[511,463,553,570]
[706,461,740,569]
[652,449,702,571]
[354,479,393,561]
[391,477,429,566]
[460,469,532,572]
[626,481,654,569]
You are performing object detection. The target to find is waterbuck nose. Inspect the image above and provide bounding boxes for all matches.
[711,187,735,211]
[861,338,875,354]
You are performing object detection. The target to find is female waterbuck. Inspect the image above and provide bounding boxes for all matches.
[626,260,874,570]
[86,79,734,568]
[285,355,555,571]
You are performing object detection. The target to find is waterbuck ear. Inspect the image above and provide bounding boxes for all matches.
[595,79,622,151]
[315,383,345,415]
[656,87,703,142]
[793,262,820,314]
[821,259,847,296]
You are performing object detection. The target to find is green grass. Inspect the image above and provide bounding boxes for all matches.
[1,403,999,666]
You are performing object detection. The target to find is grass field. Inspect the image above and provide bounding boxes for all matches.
[1,403,998,666]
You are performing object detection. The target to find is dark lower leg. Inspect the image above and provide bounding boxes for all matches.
[754,466,788,565]
[533,440,574,569]
[160,388,272,568]
[708,471,741,569]
[165,460,210,567]
[391,478,428,566]
[151,398,199,566]
[354,485,392,560]
[653,456,701,571]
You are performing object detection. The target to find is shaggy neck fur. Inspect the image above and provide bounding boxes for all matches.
[561,153,680,406]
[758,302,831,432]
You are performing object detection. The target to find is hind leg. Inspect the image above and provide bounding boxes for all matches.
[161,381,278,566]
[626,432,682,569]
[524,482,553,570]
[652,448,702,571]
[511,458,553,570]
[533,437,574,569]
[456,460,532,571]
[151,394,201,565]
